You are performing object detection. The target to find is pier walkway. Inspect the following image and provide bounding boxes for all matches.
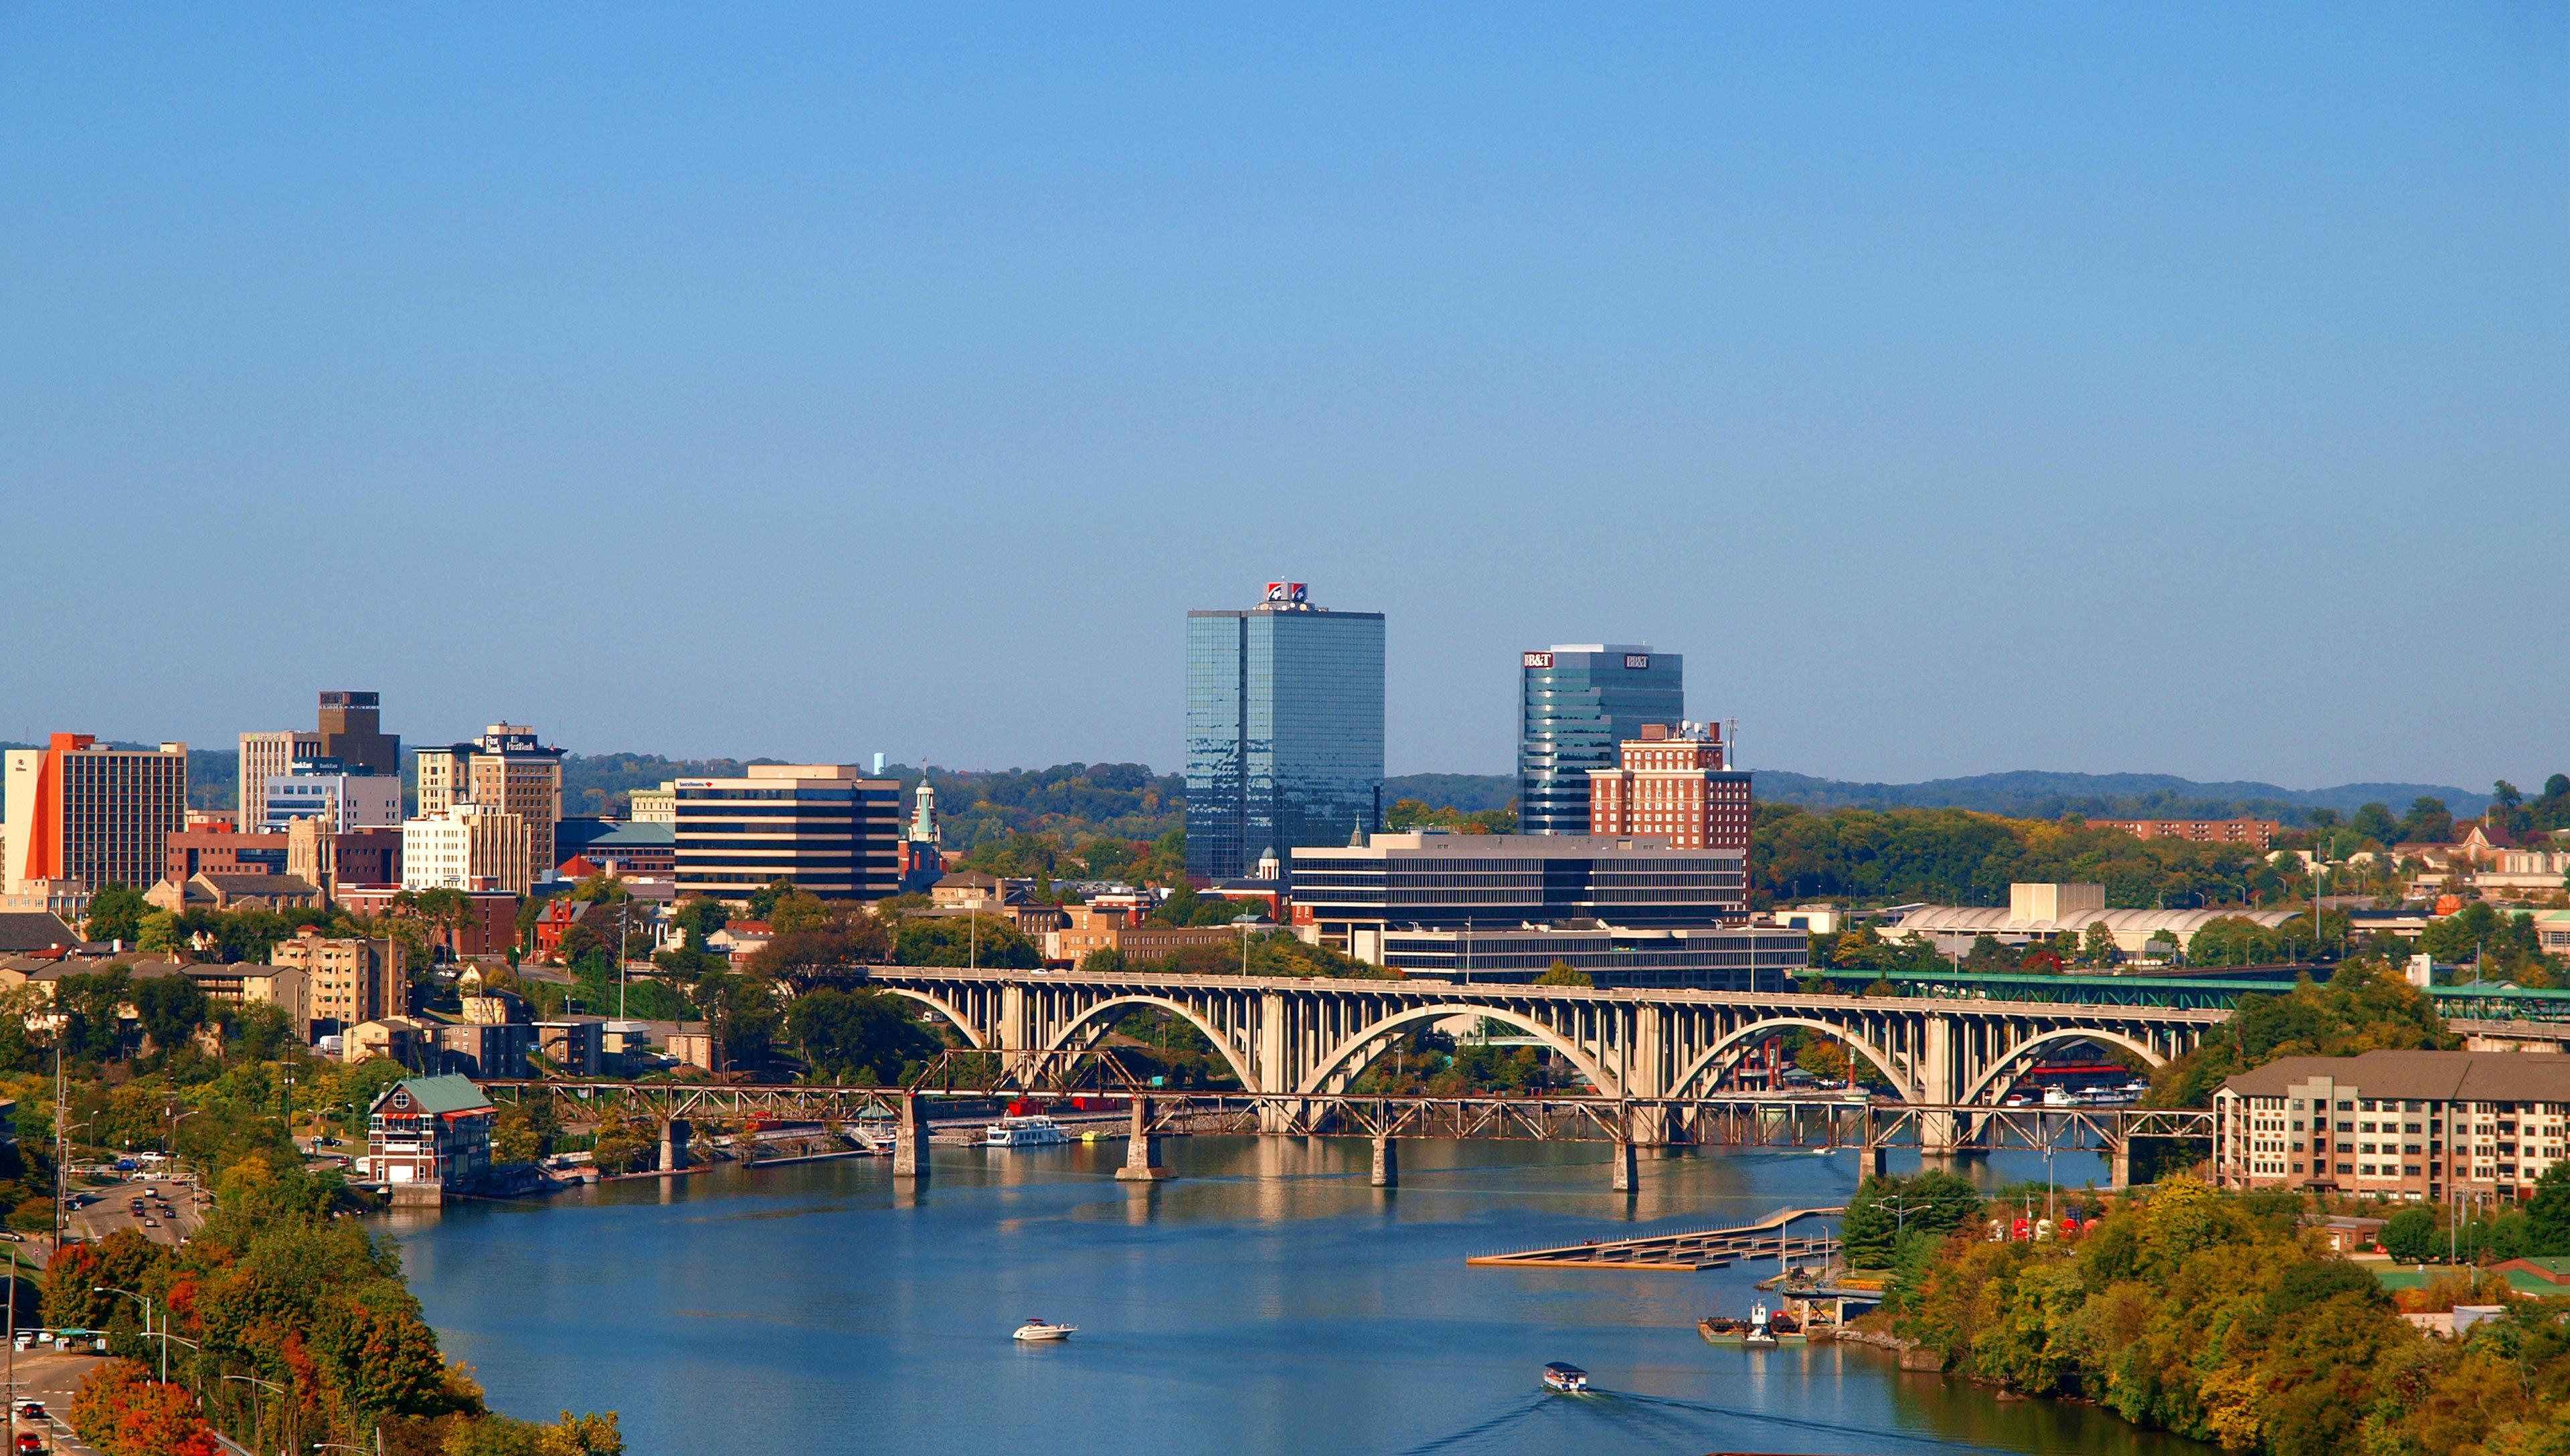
[1466,1204,1843,1272]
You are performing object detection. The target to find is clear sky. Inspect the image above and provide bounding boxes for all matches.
[4,5,2563,787]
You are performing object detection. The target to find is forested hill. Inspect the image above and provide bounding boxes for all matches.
[1751,769,2488,823]
[24,738,2487,836]
[1368,769,2489,824]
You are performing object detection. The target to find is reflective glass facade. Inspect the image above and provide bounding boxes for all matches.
[1518,646,1683,835]
[1186,596,1385,881]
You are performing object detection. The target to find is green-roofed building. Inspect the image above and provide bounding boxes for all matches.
[361,1073,494,1195]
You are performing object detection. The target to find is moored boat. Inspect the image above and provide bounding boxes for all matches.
[1013,1317,1076,1342]
[987,1115,1072,1148]
[1541,1362,1590,1393]
[1699,1301,1806,1346]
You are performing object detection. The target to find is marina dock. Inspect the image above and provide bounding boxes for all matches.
[1466,1204,1844,1272]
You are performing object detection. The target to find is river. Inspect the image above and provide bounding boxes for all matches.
[387,1137,2207,1455]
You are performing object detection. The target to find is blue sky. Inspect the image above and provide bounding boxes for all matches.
[3,5,2563,786]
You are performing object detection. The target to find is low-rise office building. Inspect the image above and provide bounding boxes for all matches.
[673,765,901,903]
[2215,1049,2570,1203]
[1372,923,1808,990]
[163,826,290,885]
[1288,830,1747,960]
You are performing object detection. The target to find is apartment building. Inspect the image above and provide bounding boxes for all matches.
[2215,1049,2570,1203]
[271,927,405,1033]
[2093,817,2281,850]
[3,735,190,895]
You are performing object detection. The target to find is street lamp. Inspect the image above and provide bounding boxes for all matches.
[1231,915,1261,978]
[224,1373,283,1455]
[93,1285,165,1382]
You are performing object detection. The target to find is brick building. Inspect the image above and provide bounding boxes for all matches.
[2093,817,2281,850]
[1585,723,1751,854]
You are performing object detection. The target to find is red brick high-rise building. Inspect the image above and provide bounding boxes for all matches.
[1586,723,1751,855]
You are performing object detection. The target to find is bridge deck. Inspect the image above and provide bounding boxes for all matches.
[1467,1204,1843,1271]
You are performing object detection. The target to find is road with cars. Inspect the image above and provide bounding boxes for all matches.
[3,1352,104,1454]
[60,1176,206,1249]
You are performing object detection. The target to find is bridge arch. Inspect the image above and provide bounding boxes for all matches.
[1668,1018,1918,1103]
[1294,1005,1618,1099]
[1957,1026,2168,1107]
[872,987,990,1051]
[1039,995,1260,1091]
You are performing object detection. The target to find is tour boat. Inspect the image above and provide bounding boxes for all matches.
[1541,1362,1590,1393]
[986,1115,1072,1148]
[1013,1318,1076,1342]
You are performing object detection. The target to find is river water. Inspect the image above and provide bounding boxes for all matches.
[388,1138,2205,1456]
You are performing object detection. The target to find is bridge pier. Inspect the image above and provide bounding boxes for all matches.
[2109,1140,2132,1191]
[893,1093,929,1180]
[658,1118,691,1172]
[1371,1134,1397,1188]
[1611,1139,1637,1194]
[1116,1096,1173,1182]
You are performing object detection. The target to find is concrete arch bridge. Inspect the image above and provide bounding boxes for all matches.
[861,967,2222,1149]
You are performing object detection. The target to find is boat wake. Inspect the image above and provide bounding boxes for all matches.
[1391,1395,1547,1455]
[1618,1391,1996,1453]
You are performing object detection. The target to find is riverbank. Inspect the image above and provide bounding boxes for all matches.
[1885,1174,2570,1455]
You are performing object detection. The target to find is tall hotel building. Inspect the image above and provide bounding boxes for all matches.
[1185,582,1385,883]
[3,735,191,895]
[1518,646,1683,836]
[673,765,901,903]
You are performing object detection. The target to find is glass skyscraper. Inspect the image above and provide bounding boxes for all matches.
[1186,583,1385,882]
[1518,644,1684,835]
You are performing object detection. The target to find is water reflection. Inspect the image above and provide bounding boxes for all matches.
[391,1137,2190,1456]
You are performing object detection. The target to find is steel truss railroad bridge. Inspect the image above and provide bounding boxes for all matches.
[481,1080,2216,1190]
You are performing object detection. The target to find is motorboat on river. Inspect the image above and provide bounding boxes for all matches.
[1541,1362,1590,1393]
[1013,1318,1076,1342]
[986,1115,1072,1148]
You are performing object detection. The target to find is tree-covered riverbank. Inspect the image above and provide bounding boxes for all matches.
[1867,1173,2570,1456]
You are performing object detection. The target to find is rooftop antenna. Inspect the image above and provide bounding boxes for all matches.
[1725,719,1738,771]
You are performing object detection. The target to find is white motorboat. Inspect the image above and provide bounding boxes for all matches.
[1013,1318,1076,1342]
[1542,1362,1590,1393]
[986,1115,1072,1148]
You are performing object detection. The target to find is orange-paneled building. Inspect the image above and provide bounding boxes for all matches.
[4,734,190,896]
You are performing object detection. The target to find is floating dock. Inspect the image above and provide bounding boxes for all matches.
[1466,1204,1843,1272]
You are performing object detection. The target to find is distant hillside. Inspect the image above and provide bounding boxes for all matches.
[1383,773,1517,813]
[1751,769,2488,824]
[5,739,2492,836]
